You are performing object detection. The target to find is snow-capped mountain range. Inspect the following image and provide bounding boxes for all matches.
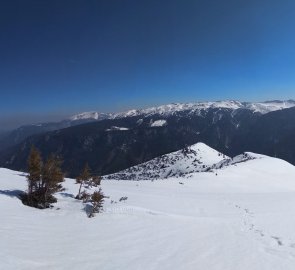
[2,99,294,152]
[70,100,295,121]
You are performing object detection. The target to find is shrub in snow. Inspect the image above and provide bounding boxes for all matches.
[80,190,91,203]
[119,196,128,202]
[88,189,105,218]
[76,164,102,200]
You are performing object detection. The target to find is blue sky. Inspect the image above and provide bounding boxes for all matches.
[1,0,295,129]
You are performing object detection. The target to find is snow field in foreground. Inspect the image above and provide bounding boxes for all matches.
[1,154,295,270]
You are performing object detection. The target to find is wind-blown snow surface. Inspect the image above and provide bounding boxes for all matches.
[2,154,295,269]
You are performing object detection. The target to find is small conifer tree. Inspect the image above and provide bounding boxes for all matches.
[90,175,102,187]
[24,147,64,209]
[42,155,65,207]
[27,146,42,203]
[88,189,105,218]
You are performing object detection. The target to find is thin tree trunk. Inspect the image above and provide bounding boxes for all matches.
[78,182,83,199]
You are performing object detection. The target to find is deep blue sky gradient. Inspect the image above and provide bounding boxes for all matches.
[1,0,295,128]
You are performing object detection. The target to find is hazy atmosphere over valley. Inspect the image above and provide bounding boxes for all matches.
[1,1,295,270]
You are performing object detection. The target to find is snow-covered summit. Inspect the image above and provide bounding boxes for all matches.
[69,100,295,122]
[105,142,227,180]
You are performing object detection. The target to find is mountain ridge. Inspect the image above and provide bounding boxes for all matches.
[70,100,295,121]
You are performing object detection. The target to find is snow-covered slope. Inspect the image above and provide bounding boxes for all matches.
[2,152,295,270]
[69,111,111,121]
[105,126,129,131]
[245,100,295,114]
[105,143,227,180]
[70,100,295,121]
[212,152,263,170]
[150,119,167,127]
